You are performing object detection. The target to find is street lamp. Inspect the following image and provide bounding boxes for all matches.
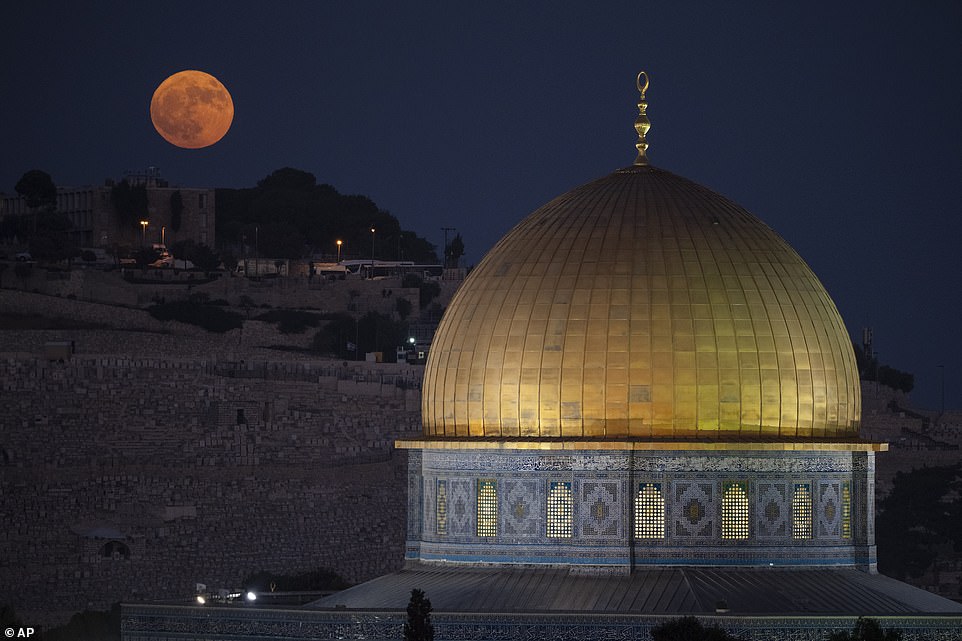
[336,239,342,263]
[370,227,376,278]
[161,225,166,247]
[139,220,149,247]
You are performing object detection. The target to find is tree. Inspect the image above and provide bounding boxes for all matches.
[827,617,902,641]
[169,191,183,232]
[395,297,412,320]
[191,243,221,272]
[651,616,739,641]
[311,311,407,361]
[15,169,56,210]
[876,463,962,580]
[445,233,464,268]
[404,589,434,641]
[110,180,148,225]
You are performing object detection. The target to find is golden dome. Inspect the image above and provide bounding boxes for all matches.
[422,164,860,439]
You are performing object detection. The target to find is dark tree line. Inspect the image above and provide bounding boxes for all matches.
[217,167,439,262]
[852,343,914,393]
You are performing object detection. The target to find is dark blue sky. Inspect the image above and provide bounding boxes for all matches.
[3,2,960,411]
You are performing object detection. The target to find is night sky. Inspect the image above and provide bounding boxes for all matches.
[2,2,960,411]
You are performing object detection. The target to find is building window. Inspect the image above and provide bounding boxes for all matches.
[721,481,749,540]
[546,481,572,538]
[841,481,852,539]
[634,482,665,539]
[198,193,207,209]
[792,483,813,539]
[436,480,447,535]
[477,479,497,537]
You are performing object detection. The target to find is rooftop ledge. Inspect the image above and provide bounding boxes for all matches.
[395,438,888,452]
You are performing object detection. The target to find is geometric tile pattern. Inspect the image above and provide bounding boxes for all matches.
[580,481,620,538]
[672,481,714,538]
[755,482,789,538]
[503,479,540,538]
[546,481,573,538]
[447,478,473,536]
[792,483,813,540]
[411,448,878,568]
[634,482,665,539]
[818,481,841,538]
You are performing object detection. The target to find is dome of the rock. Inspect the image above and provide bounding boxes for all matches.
[422,164,860,440]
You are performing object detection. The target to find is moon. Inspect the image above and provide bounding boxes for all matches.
[150,70,234,149]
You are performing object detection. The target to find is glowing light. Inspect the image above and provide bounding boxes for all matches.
[196,595,206,605]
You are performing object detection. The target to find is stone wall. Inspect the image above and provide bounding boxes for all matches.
[0,351,423,627]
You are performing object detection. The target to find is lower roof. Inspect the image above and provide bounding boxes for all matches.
[310,564,960,616]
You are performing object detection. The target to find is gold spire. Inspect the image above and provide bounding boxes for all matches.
[634,71,651,165]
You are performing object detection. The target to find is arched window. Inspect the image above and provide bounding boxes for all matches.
[436,480,447,535]
[721,481,749,540]
[477,480,497,537]
[841,481,852,539]
[634,482,665,539]
[793,483,813,539]
[546,481,572,538]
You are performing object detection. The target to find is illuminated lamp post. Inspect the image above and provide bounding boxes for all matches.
[370,227,376,278]
[336,239,343,263]
[139,220,149,247]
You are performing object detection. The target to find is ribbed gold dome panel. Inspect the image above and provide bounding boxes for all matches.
[423,165,860,439]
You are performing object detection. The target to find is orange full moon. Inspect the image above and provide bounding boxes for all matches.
[150,70,234,149]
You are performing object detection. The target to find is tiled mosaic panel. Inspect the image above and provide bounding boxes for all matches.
[579,481,621,538]
[503,479,541,537]
[448,478,474,536]
[756,481,788,538]
[672,481,715,538]
[818,481,841,538]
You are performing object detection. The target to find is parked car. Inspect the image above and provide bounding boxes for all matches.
[16,252,32,261]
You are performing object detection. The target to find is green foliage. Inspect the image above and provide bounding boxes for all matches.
[651,616,740,641]
[44,604,120,641]
[254,309,323,334]
[110,179,148,225]
[404,589,434,641]
[311,311,407,361]
[242,568,350,592]
[445,233,464,268]
[216,167,438,262]
[169,190,183,232]
[876,463,962,580]
[395,296,413,320]
[148,301,243,333]
[169,239,222,271]
[826,617,902,641]
[853,343,914,393]
[133,247,160,267]
[15,169,56,209]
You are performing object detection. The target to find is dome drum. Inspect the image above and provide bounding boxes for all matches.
[403,446,879,571]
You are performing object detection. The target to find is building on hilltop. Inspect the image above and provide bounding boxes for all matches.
[1,167,214,251]
[121,74,962,640]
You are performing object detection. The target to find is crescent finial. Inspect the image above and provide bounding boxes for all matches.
[634,70,651,165]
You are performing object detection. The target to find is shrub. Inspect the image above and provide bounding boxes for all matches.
[148,301,243,333]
